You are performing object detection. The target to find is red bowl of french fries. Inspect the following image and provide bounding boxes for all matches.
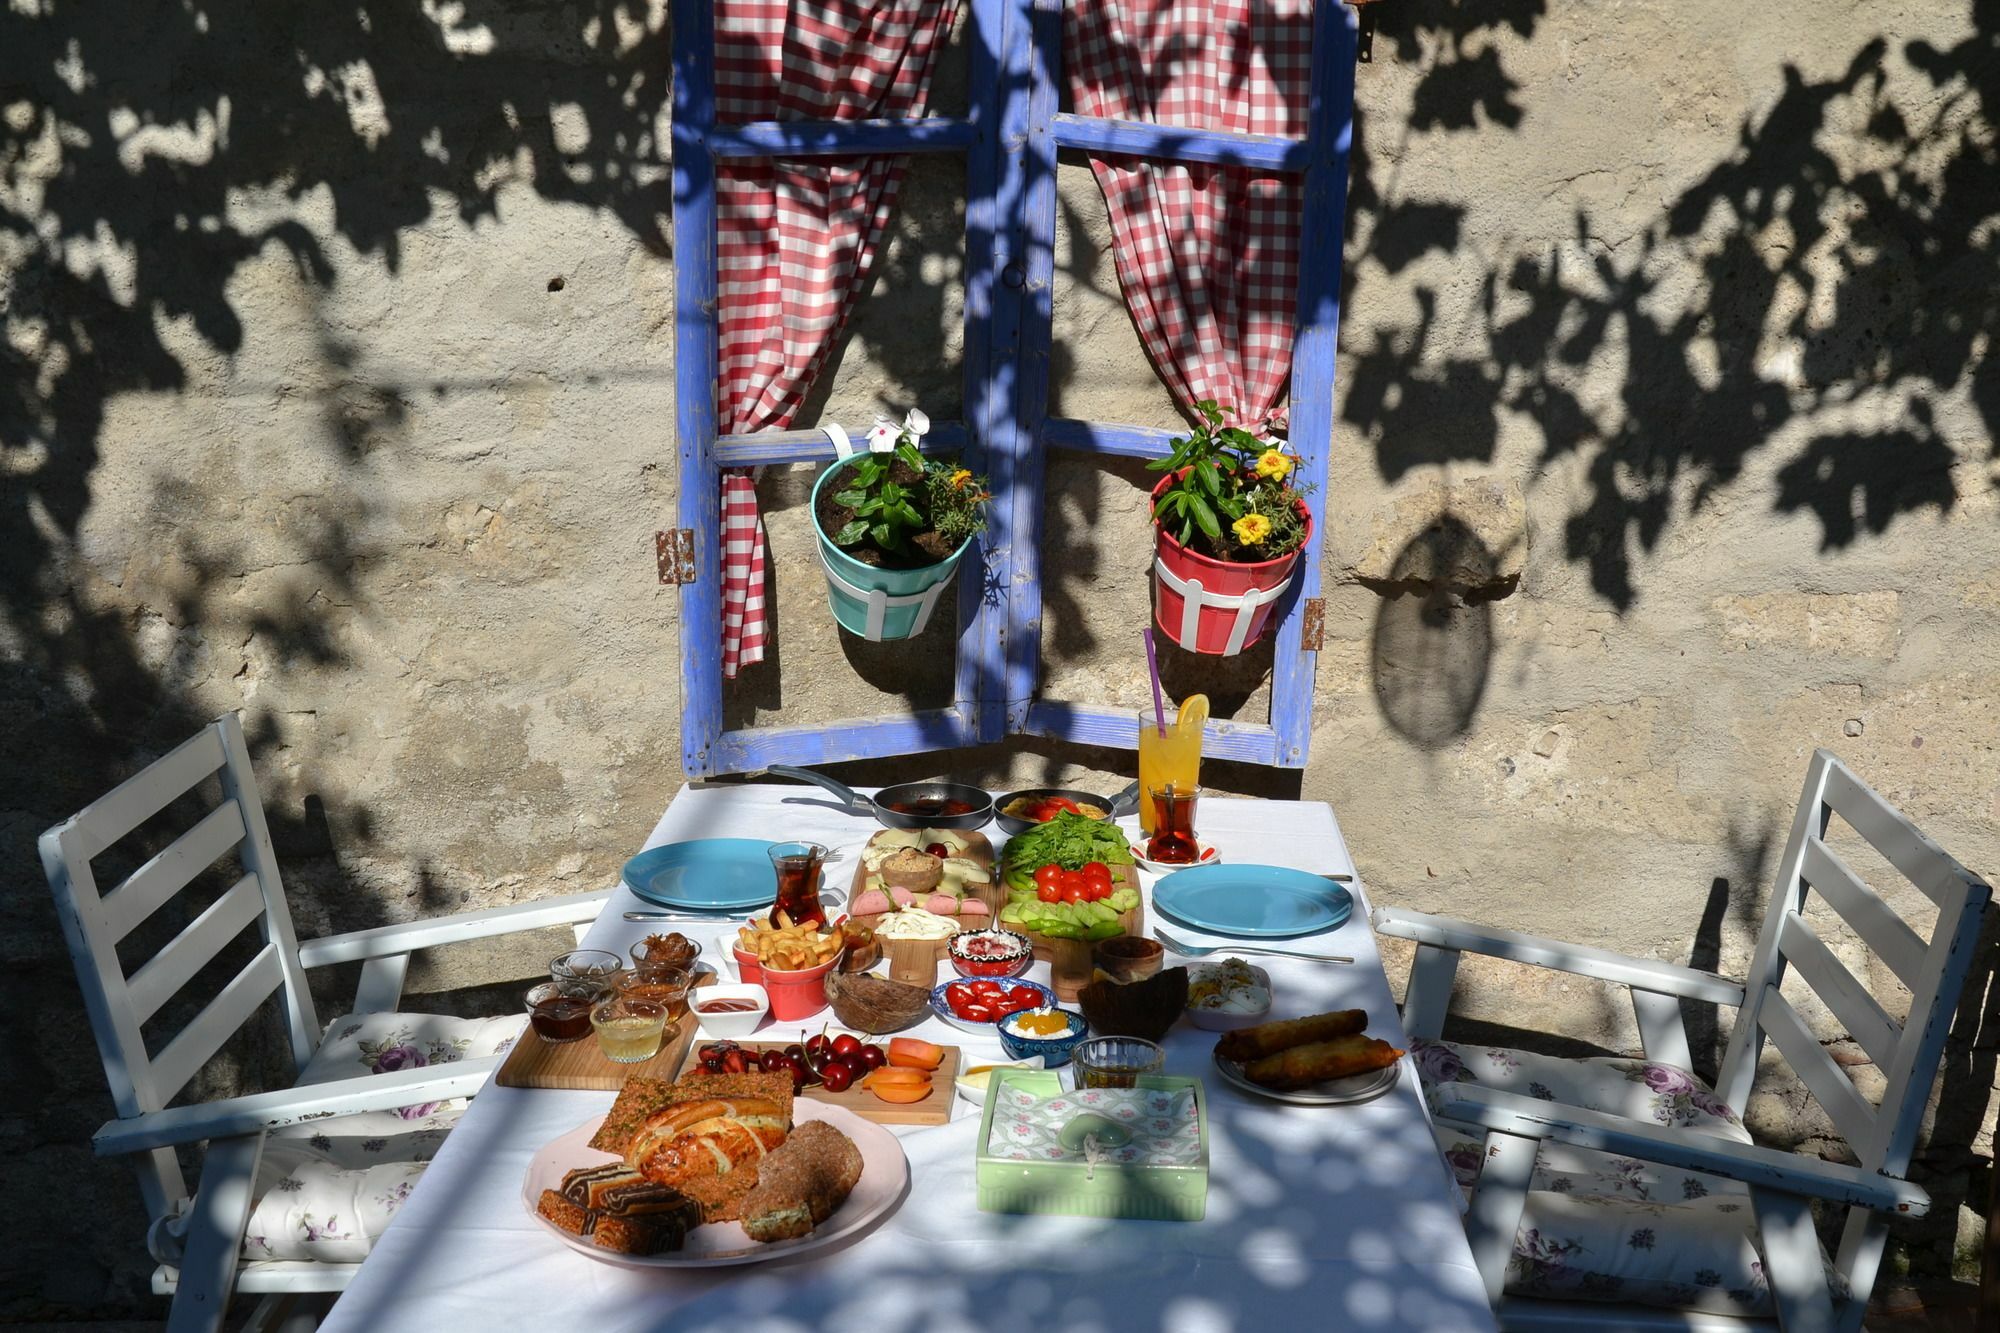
[732,916,846,1020]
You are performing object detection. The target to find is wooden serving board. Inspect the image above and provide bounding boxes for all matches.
[497,976,714,1090]
[674,1041,960,1126]
[848,829,1000,985]
[1006,864,1145,1001]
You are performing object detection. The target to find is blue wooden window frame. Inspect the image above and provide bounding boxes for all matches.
[673,0,1358,777]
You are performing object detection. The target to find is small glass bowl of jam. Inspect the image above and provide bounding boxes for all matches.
[525,981,598,1044]
[549,948,624,989]
[617,963,692,1015]
[591,996,671,1064]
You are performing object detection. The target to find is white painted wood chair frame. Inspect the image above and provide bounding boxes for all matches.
[1375,750,1991,1333]
[39,713,612,1332]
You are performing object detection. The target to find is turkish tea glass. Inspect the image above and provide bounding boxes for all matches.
[767,841,831,928]
[1145,783,1201,864]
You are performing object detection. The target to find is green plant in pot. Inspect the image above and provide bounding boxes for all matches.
[1146,401,1316,656]
[811,410,991,641]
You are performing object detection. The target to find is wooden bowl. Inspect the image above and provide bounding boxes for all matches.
[1092,935,1164,983]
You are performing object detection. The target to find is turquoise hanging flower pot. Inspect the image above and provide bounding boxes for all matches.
[812,453,973,641]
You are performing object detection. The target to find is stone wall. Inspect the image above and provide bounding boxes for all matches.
[3,0,1996,1317]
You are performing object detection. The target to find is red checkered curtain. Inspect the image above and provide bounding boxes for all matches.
[712,0,957,678]
[1064,0,1312,429]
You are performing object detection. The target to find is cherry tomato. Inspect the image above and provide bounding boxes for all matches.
[1037,882,1062,903]
[969,979,1004,997]
[1061,883,1084,904]
[831,1033,863,1059]
[1007,985,1043,1007]
[1061,869,1086,893]
[1082,861,1113,888]
[819,1062,854,1093]
[1033,864,1065,890]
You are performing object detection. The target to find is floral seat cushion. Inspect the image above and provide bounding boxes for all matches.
[1413,1038,1844,1318]
[239,1012,525,1263]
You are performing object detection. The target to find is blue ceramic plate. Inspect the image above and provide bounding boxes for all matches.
[1151,864,1352,939]
[622,839,776,912]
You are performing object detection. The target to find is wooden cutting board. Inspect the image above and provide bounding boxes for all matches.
[848,829,999,984]
[497,976,714,1090]
[674,1040,960,1126]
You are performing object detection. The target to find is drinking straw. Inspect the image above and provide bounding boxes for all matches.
[1143,628,1168,736]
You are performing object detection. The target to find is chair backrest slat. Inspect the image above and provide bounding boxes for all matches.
[1821,763,1966,908]
[126,872,267,1024]
[98,799,248,942]
[1776,912,1902,1069]
[1759,984,1878,1151]
[217,714,320,1069]
[148,942,286,1107]
[63,727,227,862]
[1801,836,1929,986]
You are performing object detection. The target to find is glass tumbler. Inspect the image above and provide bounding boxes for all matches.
[550,948,624,990]
[1073,1036,1166,1090]
[591,997,671,1064]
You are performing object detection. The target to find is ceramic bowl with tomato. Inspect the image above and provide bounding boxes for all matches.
[947,928,1034,978]
[929,976,1056,1034]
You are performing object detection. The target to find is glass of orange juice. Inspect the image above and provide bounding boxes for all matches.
[1135,695,1205,835]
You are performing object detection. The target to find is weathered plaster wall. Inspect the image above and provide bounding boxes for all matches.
[3,0,1996,1317]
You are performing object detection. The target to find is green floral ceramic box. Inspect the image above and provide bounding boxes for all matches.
[974,1071,1209,1221]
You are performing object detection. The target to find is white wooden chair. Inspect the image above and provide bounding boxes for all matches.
[1376,750,1989,1333]
[39,713,612,1332]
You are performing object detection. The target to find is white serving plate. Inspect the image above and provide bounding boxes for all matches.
[1183,962,1273,1032]
[1209,1050,1400,1107]
[521,1100,907,1268]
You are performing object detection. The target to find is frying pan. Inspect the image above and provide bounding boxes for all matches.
[768,765,994,831]
[993,782,1141,836]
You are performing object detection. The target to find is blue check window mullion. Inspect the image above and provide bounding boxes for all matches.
[675,0,1359,777]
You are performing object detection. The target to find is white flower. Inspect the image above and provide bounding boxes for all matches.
[865,419,898,453]
[902,408,931,439]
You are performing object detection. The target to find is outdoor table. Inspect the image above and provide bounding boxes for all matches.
[320,784,1495,1332]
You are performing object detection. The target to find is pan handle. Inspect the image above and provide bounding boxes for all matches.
[768,765,875,814]
[1107,780,1141,819]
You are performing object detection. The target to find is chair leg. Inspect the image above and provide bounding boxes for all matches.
[1465,1129,1536,1306]
[1751,1187,1838,1333]
[1403,944,1462,1041]
[166,1131,265,1333]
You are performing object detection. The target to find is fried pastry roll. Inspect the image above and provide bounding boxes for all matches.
[1241,1034,1404,1090]
[1214,1009,1367,1064]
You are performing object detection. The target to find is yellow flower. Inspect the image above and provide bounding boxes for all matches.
[948,468,973,490]
[1254,449,1294,480]
[1232,513,1272,547]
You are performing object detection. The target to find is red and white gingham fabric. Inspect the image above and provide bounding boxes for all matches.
[1064,0,1313,427]
[712,0,956,678]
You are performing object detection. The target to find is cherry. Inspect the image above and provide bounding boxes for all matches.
[819,1061,854,1093]
[831,1033,863,1059]
[857,1045,887,1070]
[760,1050,790,1074]
[782,1043,808,1065]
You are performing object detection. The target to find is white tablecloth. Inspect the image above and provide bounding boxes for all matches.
[321,784,1494,1333]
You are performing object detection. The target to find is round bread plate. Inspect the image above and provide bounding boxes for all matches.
[521,1101,908,1268]
[621,839,778,912]
[1209,1050,1401,1106]
[1152,864,1352,939]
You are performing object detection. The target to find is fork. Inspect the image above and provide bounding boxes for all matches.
[1153,926,1352,965]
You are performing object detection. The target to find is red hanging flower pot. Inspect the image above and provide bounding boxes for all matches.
[1150,472,1312,657]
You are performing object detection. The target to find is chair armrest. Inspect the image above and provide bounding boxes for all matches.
[93,1060,499,1156]
[297,887,613,968]
[1435,1085,1928,1216]
[1373,907,1746,1006]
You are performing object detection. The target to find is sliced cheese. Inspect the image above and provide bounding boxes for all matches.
[942,856,990,883]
